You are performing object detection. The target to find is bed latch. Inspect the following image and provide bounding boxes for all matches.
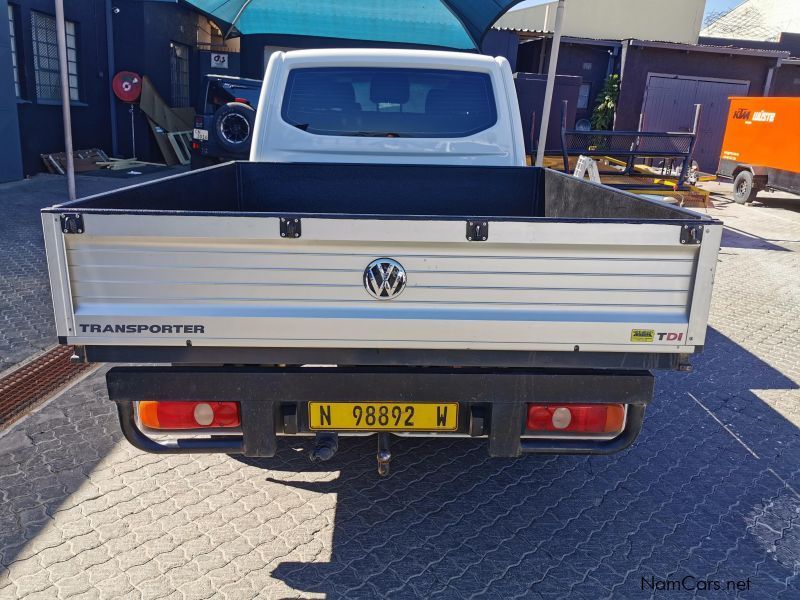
[466,220,488,241]
[280,217,301,239]
[680,224,704,245]
[60,214,84,235]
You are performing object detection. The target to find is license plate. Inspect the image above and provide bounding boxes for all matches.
[308,402,458,431]
[192,128,208,141]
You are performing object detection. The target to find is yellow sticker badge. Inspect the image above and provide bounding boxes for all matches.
[630,329,655,343]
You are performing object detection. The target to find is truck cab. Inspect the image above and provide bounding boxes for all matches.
[250,49,526,166]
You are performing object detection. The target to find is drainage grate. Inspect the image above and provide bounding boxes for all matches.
[0,345,94,429]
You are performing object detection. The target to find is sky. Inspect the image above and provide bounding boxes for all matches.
[511,0,744,20]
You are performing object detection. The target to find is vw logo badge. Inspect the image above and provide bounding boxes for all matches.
[364,258,407,300]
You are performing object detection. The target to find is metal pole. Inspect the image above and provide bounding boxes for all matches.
[55,0,76,200]
[105,0,118,156]
[130,104,136,157]
[535,0,566,168]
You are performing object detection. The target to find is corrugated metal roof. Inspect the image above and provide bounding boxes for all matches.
[493,26,548,34]
[492,29,788,57]
[628,38,790,59]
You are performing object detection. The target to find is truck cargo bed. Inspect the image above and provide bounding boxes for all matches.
[42,162,721,363]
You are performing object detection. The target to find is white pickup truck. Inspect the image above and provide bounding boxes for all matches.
[43,49,722,474]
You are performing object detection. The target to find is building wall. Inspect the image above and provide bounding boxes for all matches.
[772,63,800,96]
[496,0,706,45]
[515,37,618,125]
[112,0,202,163]
[10,0,112,176]
[615,43,778,131]
[481,29,519,71]
[0,0,23,182]
[699,33,800,97]
[552,41,617,123]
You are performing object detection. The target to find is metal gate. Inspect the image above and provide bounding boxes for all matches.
[641,73,750,172]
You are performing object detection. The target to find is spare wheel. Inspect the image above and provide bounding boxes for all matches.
[213,102,256,154]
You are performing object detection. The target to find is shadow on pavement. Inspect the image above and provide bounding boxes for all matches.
[0,329,796,598]
[245,329,798,599]
[751,196,800,215]
[720,226,792,252]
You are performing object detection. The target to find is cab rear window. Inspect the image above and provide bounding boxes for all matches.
[281,67,497,138]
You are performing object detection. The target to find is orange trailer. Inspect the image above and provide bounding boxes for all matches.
[717,97,800,203]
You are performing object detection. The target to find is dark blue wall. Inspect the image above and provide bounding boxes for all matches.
[516,37,619,124]
[11,0,113,176]
[482,30,519,71]
[0,0,23,182]
[112,0,202,162]
[772,64,800,97]
[2,0,239,177]
[514,73,581,153]
[615,44,776,132]
[699,33,800,97]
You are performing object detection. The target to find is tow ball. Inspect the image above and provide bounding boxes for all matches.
[309,432,338,462]
[377,433,392,477]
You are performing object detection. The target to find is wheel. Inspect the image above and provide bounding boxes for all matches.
[213,102,256,154]
[733,170,758,204]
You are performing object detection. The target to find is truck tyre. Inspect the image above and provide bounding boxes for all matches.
[213,102,256,154]
[733,170,758,204]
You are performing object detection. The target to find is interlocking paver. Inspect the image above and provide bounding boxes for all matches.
[1,191,799,598]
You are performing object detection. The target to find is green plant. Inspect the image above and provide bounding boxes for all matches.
[590,74,620,130]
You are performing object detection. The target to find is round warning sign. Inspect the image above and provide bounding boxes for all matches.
[112,71,142,103]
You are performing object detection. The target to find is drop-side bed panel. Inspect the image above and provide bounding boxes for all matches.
[42,212,722,353]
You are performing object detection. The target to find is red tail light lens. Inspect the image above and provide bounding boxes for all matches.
[139,401,240,429]
[526,404,625,434]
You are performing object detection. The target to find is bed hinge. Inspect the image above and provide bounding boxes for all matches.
[466,220,488,241]
[680,224,704,245]
[280,217,301,238]
[60,214,84,234]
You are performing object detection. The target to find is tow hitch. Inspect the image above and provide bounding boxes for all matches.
[309,432,338,462]
[377,433,392,476]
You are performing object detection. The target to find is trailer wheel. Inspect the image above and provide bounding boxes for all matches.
[733,170,758,204]
[213,102,255,154]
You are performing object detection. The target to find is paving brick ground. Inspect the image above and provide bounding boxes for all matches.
[0,186,798,599]
[0,170,184,374]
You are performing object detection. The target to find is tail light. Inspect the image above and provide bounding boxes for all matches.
[526,404,625,434]
[138,401,240,429]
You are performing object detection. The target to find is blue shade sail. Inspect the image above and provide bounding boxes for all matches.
[185,0,524,50]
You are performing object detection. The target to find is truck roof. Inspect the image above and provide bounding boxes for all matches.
[277,48,503,70]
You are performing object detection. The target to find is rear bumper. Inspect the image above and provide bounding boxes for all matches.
[107,366,653,458]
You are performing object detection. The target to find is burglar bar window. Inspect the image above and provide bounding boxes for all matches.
[31,11,79,102]
[170,42,191,107]
[8,5,20,97]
